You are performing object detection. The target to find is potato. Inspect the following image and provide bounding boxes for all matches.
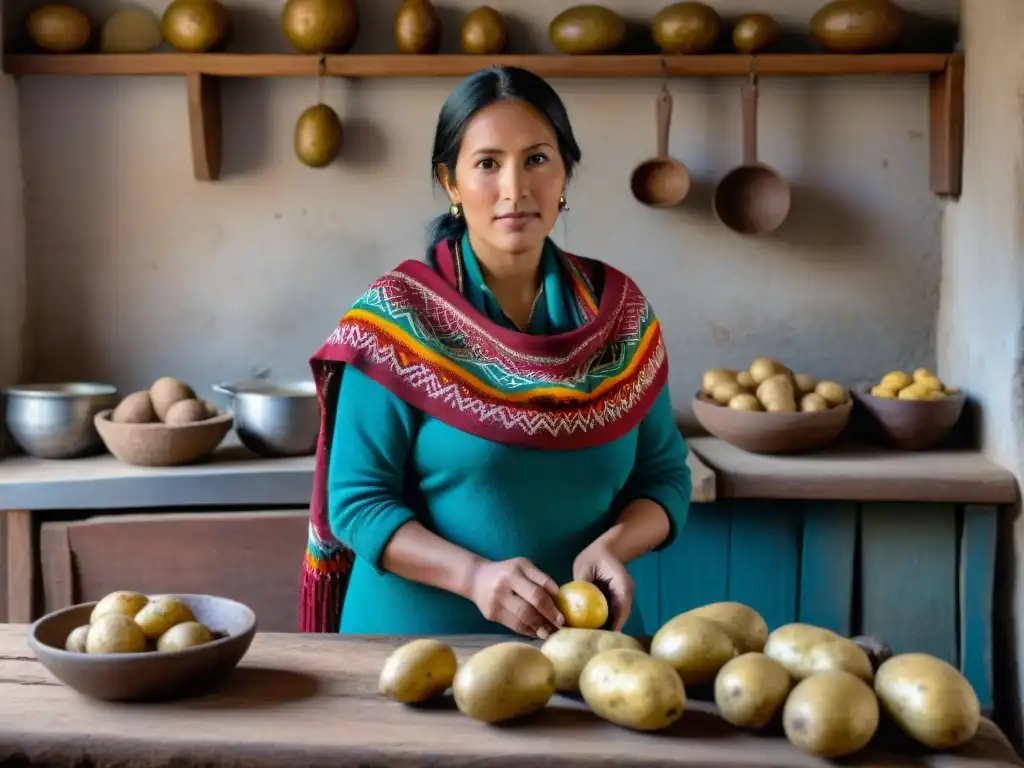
[915,374,943,393]
[156,621,213,652]
[783,671,879,758]
[86,613,148,654]
[793,373,818,395]
[134,596,196,639]
[100,7,162,53]
[682,602,768,654]
[711,380,744,405]
[944,384,960,395]
[800,393,829,413]
[880,370,912,391]
[379,638,458,703]
[814,380,848,406]
[898,382,935,401]
[736,370,756,389]
[556,581,608,629]
[541,628,643,692]
[756,374,797,413]
[714,652,792,730]
[149,376,196,421]
[870,384,898,398]
[651,615,737,685]
[728,393,762,412]
[453,642,555,723]
[164,397,207,425]
[851,634,893,671]
[874,653,980,749]
[90,590,149,623]
[749,357,791,385]
[580,648,685,731]
[764,623,873,682]
[701,368,737,394]
[112,391,156,423]
[65,624,90,653]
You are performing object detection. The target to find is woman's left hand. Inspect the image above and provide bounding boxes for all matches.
[573,542,634,631]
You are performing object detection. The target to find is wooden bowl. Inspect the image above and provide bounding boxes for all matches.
[692,392,852,454]
[27,594,256,702]
[852,386,965,450]
[94,409,233,466]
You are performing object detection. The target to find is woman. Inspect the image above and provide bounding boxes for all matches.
[300,66,691,639]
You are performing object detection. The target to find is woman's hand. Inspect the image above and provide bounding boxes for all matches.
[573,543,634,631]
[469,557,565,639]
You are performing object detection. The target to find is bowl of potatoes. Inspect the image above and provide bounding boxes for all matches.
[853,368,964,450]
[693,357,852,454]
[94,375,233,466]
[27,591,257,701]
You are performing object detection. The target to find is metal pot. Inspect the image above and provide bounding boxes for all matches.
[2,382,119,459]
[213,381,320,458]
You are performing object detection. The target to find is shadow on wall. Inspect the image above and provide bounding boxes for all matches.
[654,178,875,252]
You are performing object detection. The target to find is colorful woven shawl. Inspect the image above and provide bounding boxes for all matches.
[299,238,669,632]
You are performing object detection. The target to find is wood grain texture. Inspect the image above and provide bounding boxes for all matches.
[38,510,309,632]
[0,442,716,511]
[4,510,33,624]
[0,629,1019,768]
[658,503,730,623]
[960,505,998,714]
[726,501,801,632]
[2,53,954,79]
[688,437,1018,504]
[798,501,857,636]
[860,503,959,665]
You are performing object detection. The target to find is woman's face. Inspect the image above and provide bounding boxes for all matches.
[440,99,567,257]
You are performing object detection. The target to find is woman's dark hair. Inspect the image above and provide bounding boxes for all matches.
[426,66,582,250]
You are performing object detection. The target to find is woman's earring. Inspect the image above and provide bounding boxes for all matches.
[559,195,569,212]
[449,202,463,219]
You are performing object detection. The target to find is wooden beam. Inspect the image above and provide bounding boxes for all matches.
[929,51,965,199]
[4,52,954,79]
[4,510,34,624]
[185,72,222,182]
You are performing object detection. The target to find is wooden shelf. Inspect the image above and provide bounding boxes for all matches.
[0,52,964,197]
[3,52,954,78]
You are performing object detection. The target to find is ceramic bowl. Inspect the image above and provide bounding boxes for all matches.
[692,392,853,454]
[94,408,233,466]
[852,386,966,450]
[27,594,256,701]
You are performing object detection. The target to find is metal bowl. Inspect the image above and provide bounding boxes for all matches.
[3,382,119,459]
[213,381,319,458]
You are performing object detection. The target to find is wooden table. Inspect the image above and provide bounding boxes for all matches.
[0,627,1020,767]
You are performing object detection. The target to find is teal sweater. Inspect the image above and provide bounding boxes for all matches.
[328,238,691,635]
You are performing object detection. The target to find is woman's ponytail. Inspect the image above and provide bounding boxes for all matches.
[425,210,467,254]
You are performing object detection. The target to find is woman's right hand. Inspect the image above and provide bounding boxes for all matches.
[469,557,565,639]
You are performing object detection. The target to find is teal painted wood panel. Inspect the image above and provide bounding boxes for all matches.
[727,500,801,631]
[628,551,660,635]
[798,502,857,635]
[959,504,998,713]
[860,503,958,665]
[658,502,731,625]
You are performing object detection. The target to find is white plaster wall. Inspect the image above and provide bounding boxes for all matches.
[10,0,955,409]
[938,0,1024,737]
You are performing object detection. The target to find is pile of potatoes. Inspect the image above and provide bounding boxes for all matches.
[702,358,849,414]
[111,376,219,427]
[64,590,220,655]
[869,368,959,401]
[379,598,982,759]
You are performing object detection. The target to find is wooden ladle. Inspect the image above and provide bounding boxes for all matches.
[630,86,691,208]
[713,74,791,235]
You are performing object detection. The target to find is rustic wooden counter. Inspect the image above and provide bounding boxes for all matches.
[0,628,1019,768]
[687,437,1019,504]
